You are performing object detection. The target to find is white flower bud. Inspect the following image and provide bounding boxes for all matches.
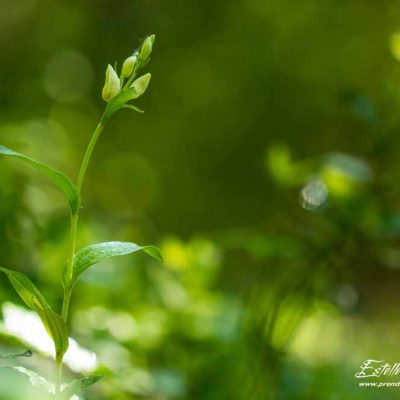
[122,55,137,78]
[130,73,152,98]
[139,34,155,61]
[102,64,120,102]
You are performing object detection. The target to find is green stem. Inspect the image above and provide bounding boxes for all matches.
[64,213,78,290]
[55,355,62,395]
[76,114,106,196]
[62,111,107,323]
[57,111,109,392]
[61,285,73,322]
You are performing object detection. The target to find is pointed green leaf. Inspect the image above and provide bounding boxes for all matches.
[0,267,69,358]
[61,375,103,398]
[0,145,79,214]
[70,241,162,285]
[122,104,145,113]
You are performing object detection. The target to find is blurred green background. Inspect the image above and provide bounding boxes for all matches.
[1,0,400,399]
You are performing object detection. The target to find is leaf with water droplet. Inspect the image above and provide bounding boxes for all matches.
[0,349,32,359]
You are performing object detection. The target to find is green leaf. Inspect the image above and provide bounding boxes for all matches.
[0,267,69,358]
[61,375,103,398]
[13,366,53,394]
[0,145,79,214]
[0,367,54,399]
[122,104,145,113]
[69,241,162,286]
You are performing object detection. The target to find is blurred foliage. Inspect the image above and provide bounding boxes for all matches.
[2,0,400,399]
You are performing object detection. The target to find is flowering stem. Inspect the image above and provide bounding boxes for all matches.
[56,35,153,391]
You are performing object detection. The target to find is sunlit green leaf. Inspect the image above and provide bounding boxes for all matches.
[0,267,69,358]
[13,367,52,394]
[0,366,54,399]
[69,241,162,286]
[0,145,79,214]
[61,375,103,398]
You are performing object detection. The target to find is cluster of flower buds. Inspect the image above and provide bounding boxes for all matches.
[102,34,155,104]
